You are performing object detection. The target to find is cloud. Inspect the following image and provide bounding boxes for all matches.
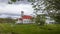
[0,3,34,15]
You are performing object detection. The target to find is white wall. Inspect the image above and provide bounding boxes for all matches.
[23,19,32,24]
[45,16,55,24]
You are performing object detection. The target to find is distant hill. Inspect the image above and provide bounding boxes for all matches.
[0,18,17,23]
[0,13,20,19]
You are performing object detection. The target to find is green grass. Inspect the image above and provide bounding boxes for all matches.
[0,23,60,34]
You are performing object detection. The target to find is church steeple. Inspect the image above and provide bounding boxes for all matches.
[21,11,24,23]
[21,11,24,17]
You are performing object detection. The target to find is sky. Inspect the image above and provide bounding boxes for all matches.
[0,0,34,18]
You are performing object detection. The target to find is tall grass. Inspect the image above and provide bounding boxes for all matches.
[0,23,60,34]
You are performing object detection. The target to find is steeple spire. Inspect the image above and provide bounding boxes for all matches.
[21,11,24,23]
[21,11,24,17]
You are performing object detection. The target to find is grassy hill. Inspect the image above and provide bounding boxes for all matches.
[0,23,60,34]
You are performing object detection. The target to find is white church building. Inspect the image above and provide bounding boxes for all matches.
[16,11,34,24]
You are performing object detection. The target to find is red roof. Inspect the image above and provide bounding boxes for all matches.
[22,15,32,19]
[19,15,32,20]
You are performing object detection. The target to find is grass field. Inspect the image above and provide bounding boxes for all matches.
[0,23,60,34]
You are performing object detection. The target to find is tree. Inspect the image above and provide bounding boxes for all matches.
[35,14,45,25]
[43,0,60,24]
[31,0,46,25]
[11,0,16,2]
[31,0,60,24]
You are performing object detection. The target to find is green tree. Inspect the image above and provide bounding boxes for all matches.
[43,0,60,24]
[11,0,16,2]
[31,0,60,24]
[31,0,46,25]
[35,14,45,25]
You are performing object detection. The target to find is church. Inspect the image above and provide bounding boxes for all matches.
[16,11,34,24]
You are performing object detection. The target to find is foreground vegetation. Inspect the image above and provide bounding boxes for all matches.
[0,23,60,34]
[0,18,16,23]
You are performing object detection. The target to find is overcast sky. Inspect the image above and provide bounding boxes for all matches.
[0,0,34,15]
